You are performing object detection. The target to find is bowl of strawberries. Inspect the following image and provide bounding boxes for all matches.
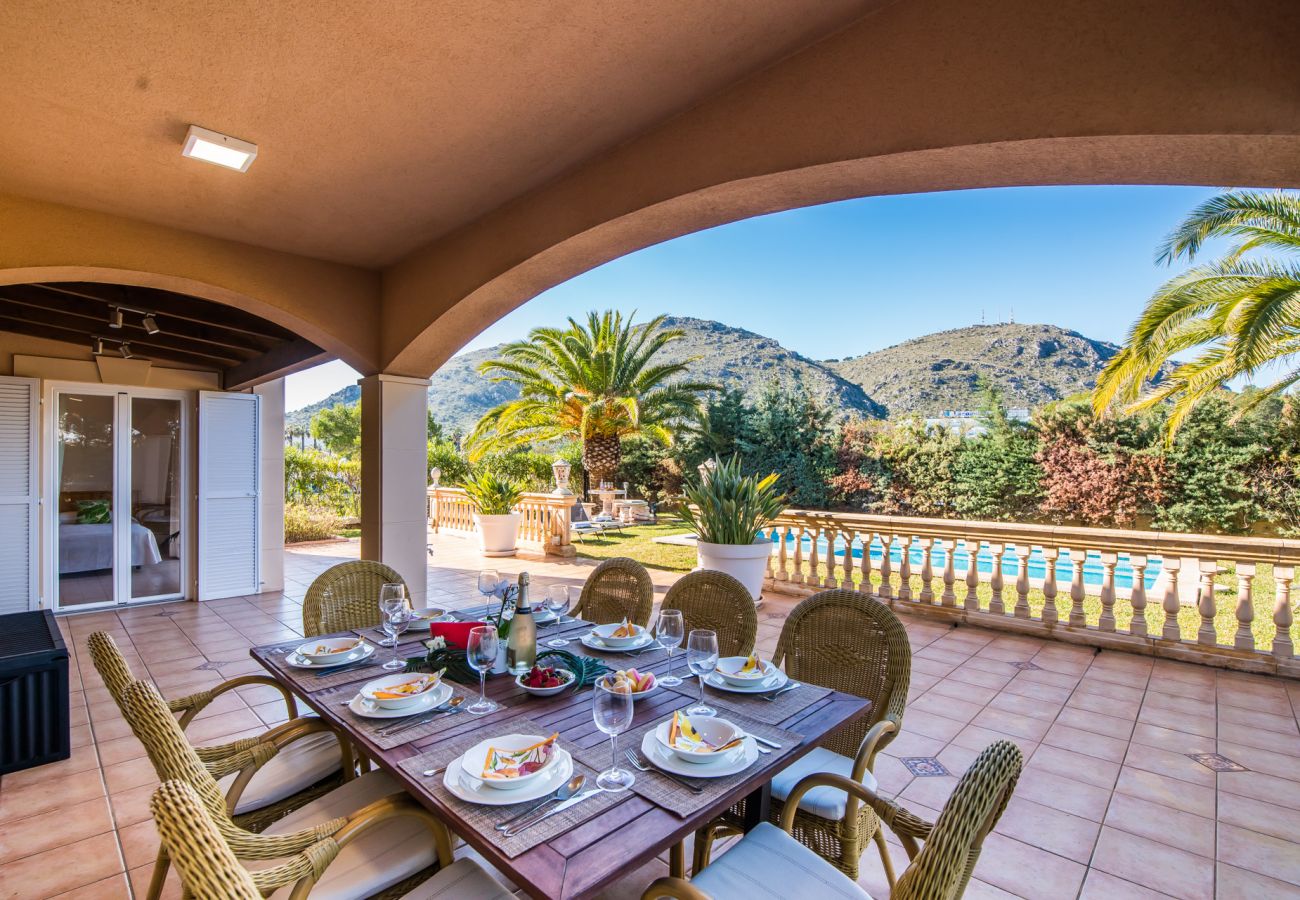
[516,664,575,697]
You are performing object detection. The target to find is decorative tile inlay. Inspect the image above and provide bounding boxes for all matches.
[901,757,951,777]
[1187,752,1248,773]
[1008,661,1041,671]
[192,660,232,671]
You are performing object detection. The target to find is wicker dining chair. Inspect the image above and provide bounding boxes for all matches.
[87,631,348,834]
[661,569,756,658]
[302,560,408,637]
[644,740,1024,900]
[573,556,654,626]
[122,679,445,900]
[694,589,911,883]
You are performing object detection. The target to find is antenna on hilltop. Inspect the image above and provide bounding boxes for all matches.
[1009,305,1015,324]
[980,308,985,325]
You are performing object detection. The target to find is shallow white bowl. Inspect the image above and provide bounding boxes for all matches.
[714,656,777,687]
[515,669,575,697]
[654,717,742,764]
[591,622,646,648]
[461,733,562,790]
[296,637,367,665]
[359,672,442,709]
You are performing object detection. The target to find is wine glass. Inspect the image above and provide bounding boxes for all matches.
[592,674,635,792]
[378,583,408,648]
[381,606,411,670]
[465,625,500,715]
[685,629,719,717]
[545,584,572,647]
[478,569,501,617]
[656,609,684,687]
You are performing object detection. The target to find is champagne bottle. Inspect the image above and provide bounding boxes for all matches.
[506,572,536,674]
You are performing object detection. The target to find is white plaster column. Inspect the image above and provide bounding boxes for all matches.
[359,374,430,605]
[254,378,286,594]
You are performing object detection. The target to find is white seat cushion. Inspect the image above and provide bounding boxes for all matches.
[218,730,344,815]
[399,858,514,900]
[263,771,438,900]
[770,746,878,820]
[691,822,872,900]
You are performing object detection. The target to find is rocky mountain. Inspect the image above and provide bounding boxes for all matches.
[288,316,884,435]
[825,323,1129,416]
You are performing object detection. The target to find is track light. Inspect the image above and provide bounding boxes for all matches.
[109,307,123,329]
[119,342,134,359]
[92,337,104,355]
[142,314,160,335]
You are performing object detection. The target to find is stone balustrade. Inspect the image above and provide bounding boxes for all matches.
[428,487,575,558]
[764,510,1300,676]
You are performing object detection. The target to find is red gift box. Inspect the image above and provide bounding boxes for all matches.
[430,621,488,649]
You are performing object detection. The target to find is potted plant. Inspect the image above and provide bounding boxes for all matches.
[677,456,786,605]
[461,470,524,557]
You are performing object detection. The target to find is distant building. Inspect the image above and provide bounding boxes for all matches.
[924,408,1031,437]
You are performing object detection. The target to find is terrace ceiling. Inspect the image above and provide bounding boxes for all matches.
[0,0,877,268]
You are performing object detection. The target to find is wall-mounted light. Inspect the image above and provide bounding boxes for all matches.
[142,314,160,335]
[119,342,134,359]
[92,337,104,355]
[109,307,123,329]
[182,124,257,172]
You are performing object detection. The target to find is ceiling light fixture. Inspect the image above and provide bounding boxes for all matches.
[119,342,134,359]
[142,314,160,335]
[181,124,257,172]
[109,307,123,329]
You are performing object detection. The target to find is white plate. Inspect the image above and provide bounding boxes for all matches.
[284,642,376,669]
[441,748,574,806]
[531,607,559,624]
[580,631,655,653]
[702,668,788,695]
[639,731,758,778]
[346,682,453,719]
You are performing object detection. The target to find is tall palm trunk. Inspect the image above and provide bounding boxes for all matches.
[583,434,621,487]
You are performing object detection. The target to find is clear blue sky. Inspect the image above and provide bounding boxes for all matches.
[286,184,1224,410]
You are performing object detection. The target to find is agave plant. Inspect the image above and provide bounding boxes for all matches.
[677,456,786,545]
[1094,189,1300,439]
[460,470,524,516]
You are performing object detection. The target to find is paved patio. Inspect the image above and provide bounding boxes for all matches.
[2,533,1299,899]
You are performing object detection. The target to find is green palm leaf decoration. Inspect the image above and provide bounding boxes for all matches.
[1094,189,1300,440]
[467,311,716,483]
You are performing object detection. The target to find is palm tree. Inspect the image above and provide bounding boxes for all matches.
[466,311,715,485]
[1094,189,1300,438]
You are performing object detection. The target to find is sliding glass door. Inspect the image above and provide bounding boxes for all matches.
[52,387,188,609]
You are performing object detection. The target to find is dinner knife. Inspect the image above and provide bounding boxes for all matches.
[502,787,604,837]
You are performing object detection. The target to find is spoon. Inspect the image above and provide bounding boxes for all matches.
[494,774,585,831]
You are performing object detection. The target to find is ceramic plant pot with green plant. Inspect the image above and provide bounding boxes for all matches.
[461,470,525,557]
[677,456,786,605]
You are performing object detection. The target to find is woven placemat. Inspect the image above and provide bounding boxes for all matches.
[252,638,428,693]
[570,711,800,817]
[665,676,831,725]
[315,679,483,749]
[397,717,628,858]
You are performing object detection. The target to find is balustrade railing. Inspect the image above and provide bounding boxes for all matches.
[764,510,1299,675]
[428,487,575,557]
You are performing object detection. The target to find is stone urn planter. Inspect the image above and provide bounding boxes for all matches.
[474,512,521,558]
[696,539,772,604]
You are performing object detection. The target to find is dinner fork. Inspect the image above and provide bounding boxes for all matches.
[624,750,704,794]
[762,681,801,701]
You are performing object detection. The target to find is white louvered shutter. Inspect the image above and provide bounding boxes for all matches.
[198,392,261,600]
[0,377,38,613]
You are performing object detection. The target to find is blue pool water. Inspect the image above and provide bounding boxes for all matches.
[759,530,1162,591]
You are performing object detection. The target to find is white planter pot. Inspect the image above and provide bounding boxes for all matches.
[475,513,520,557]
[696,539,773,605]
[491,642,510,674]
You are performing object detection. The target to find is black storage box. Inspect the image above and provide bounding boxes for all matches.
[0,610,71,775]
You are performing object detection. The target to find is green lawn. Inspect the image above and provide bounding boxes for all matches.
[575,522,1294,650]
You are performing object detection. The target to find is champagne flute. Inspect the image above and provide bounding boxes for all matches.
[378,583,407,648]
[592,675,635,792]
[477,569,501,619]
[685,629,719,717]
[656,609,684,687]
[545,585,572,647]
[465,625,500,715]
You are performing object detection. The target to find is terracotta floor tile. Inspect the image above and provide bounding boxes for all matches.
[1104,791,1215,858]
[0,768,105,823]
[0,746,100,790]
[1217,790,1300,845]
[1015,766,1112,822]
[1129,724,1218,763]
[994,796,1100,863]
[1080,869,1181,899]
[108,783,159,829]
[48,873,132,899]
[1215,862,1300,900]
[1217,703,1298,736]
[899,707,969,740]
[950,722,1039,758]
[972,832,1086,900]
[945,664,1014,690]
[0,830,123,899]
[1043,722,1129,763]
[1114,766,1216,818]
[1217,823,1300,887]
[1067,689,1140,720]
[924,678,998,708]
[1221,721,1300,756]
[1003,677,1072,704]
[1074,676,1145,703]
[1054,707,1135,740]
[1092,826,1213,900]
[0,797,114,865]
[1028,744,1121,790]
[101,756,158,795]
[128,860,183,900]
[1136,702,1217,738]
[972,706,1052,742]
[987,689,1062,722]
[1216,740,1300,783]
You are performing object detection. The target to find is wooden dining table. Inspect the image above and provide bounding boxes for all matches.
[251,609,872,899]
